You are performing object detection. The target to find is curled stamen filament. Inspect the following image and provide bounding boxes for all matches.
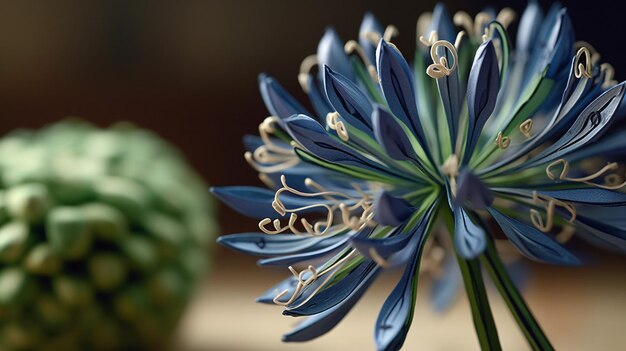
[419,30,438,47]
[363,25,399,46]
[383,25,399,41]
[426,40,458,79]
[275,250,358,308]
[326,112,350,141]
[454,11,493,39]
[344,40,378,82]
[600,63,617,89]
[530,191,576,233]
[556,225,576,244]
[519,119,533,138]
[496,8,516,28]
[454,31,466,49]
[245,116,299,173]
[574,47,593,79]
[298,55,319,93]
[574,41,601,65]
[259,175,374,236]
[546,159,626,190]
[495,132,510,149]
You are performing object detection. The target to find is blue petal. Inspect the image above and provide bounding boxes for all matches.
[217,232,342,257]
[258,73,311,119]
[464,40,500,163]
[256,275,298,304]
[359,12,384,64]
[284,260,380,316]
[453,208,486,259]
[284,114,390,174]
[372,191,414,226]
[376,40,427,148]
[306,75,333,119]
[374,220,429,351]
[242,134,291,154]
[526,82,626,167]
[455,170,494,209]
[539,188,626,206]
[350,228,410,261]
[432,43,462,149]
[281,261,379,342]
[516,1,544,55]
[352,205,435,265]
[372,105,418,161]
[317,28,354,82]
[211,186,327,219]
[428,3,456,42]
[257,234,350,267]
[323,65,374,132]
[571,213,626,252]
[430,255,461,313]
[487,208,580,265]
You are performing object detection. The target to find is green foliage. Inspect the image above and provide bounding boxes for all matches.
[0,120,216,350]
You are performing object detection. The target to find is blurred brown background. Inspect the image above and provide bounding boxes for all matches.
[0,0,625,350]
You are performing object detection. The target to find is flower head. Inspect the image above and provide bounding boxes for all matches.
[213,2,626,350]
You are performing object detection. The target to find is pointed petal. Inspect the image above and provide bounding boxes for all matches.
[217,232,342,257]
[464,40,500,163]
[516,0,544,55]
[455,170,494,209]
[211,186,327,219]
[376,40,427,146]
[281,262,379,342]
[372,105,418,161]
[488,208,580,265]
[256,275,299,304]
[359,12,384,64]
[323,65,374,132]
[257,235,350,267]
[453,208,486,259]
[374,222,428,351]
[527,82,626,166]
[318,28,354,82]
[306,75,333,119]
[259,73,311,119]
[428,3,455,42]
[284,114,389,174]
[430,254,461,312]
[284,261,380,316]
[372,191,414,226]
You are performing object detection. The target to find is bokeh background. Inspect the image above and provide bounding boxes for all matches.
[0,0,625,350]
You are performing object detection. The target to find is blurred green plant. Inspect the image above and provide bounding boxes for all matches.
[0,120,216,350]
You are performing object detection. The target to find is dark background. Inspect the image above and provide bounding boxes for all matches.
[0,0,625,235]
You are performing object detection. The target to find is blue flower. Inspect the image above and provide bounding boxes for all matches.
[213,3,626,350]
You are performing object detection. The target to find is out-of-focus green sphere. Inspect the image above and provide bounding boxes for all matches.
[0,120,216,350]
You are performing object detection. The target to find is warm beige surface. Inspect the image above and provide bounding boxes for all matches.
[175,251,626,350]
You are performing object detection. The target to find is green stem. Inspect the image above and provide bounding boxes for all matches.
[442,207,502,351]
[481,238,555,351]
